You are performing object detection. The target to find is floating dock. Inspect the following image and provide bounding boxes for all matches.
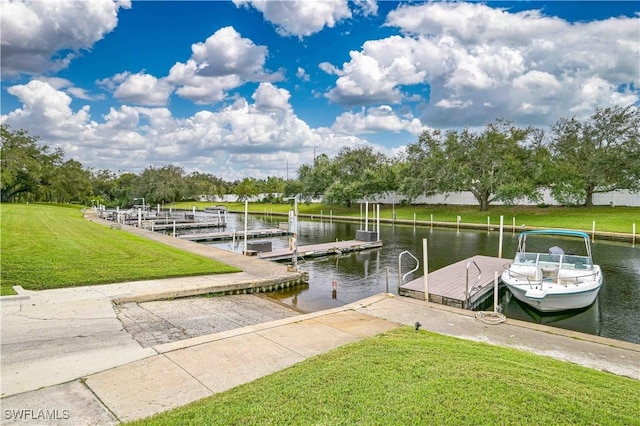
[259,240,383,261]
[179,228,291,242]
[151,221,226,231]
[399,255,509,310]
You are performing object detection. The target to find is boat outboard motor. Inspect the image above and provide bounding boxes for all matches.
[548,246,564,255]
[549,246,564,261]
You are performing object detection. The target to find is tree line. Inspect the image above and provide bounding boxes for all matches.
[1,105,638,211]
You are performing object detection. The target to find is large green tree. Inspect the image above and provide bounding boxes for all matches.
[296,153,334,203]
[325,146,396,207]
[233,177,260,201]
[111,172,137,207]
[48,159,92,203]
[402,119,543,211]
[297,147,395,207]
[89,169,118,206]
[135,165,186,206]
[0,125,64,202]
[548,105,640,207]
[184,172,230,201]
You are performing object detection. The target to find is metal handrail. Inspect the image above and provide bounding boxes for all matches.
[398,250,420,286]
[505,268,543,288]
[464,260,482,308]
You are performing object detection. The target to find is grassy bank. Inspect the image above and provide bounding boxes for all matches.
[131,327,640,426]
[0,203,240,296]
[173,202,639,234]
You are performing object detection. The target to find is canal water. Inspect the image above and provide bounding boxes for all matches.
[204,213,640,344]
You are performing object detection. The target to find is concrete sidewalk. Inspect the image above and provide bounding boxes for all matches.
[1,293,639,425]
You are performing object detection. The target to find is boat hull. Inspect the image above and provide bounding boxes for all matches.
[502,269,602,312]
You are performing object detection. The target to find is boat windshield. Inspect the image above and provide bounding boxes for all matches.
[514,252,593,270]
[516,231,593,260]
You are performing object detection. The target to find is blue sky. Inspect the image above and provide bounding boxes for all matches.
[1,1,638,179]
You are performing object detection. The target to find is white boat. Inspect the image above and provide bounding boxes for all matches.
[501,230,603,312]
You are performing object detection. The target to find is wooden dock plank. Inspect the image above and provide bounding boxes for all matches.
[152,222,225,231]
[399,255,510,309]
[259,240,383,261]
[179,228,290,242]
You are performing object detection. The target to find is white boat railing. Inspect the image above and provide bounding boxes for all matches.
[507,252,600,288]
[504,268,544,287]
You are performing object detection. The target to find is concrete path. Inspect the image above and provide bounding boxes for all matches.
[2,294,639,425]
[0,286,157,399]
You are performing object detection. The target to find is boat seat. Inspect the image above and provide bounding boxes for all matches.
[557,269,588,284]
[512,265,542,281]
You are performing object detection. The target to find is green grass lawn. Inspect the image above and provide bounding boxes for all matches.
[130,327,640,426]
[175,201,640,234]
[0,203,240,295]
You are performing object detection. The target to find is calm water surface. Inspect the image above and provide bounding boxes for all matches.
[203,213,640,344]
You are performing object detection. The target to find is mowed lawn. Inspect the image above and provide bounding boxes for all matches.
[0,203,240,295]
[130,328,640,426]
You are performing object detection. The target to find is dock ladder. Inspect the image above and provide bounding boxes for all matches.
[398,250,420,287]
[464,260,482,309]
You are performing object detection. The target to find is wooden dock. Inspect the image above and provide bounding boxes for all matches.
[259,240,383,261]
[151,221,226,231]
[399,255,510,310]
[179,228,291,242]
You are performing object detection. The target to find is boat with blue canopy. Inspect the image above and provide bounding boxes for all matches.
[501,230,603,312]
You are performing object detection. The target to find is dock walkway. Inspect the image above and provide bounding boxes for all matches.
[179,228,290,242]
[151,221,225,231]
[259,240,383,261]
[399,255,509,309]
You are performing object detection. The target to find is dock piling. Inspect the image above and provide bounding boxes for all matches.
[493,271,499,313]
[244,200,248,255]
[498,215,504,258]
[423,238,429,302]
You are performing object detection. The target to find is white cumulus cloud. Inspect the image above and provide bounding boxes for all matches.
[252,83,292,112]
[1,80,383,180]
[324,2,639,127]
[102,72,173,107]
[166,27,282,104]
[332,105,427,135]
[2,80,96,142]
[296,67,310,82]
[325,36,427,106]
[1,0,130,77]
[233,0,375,37]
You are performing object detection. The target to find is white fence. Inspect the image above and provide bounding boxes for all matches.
[200,190,640,207]
[372,190,640,207]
